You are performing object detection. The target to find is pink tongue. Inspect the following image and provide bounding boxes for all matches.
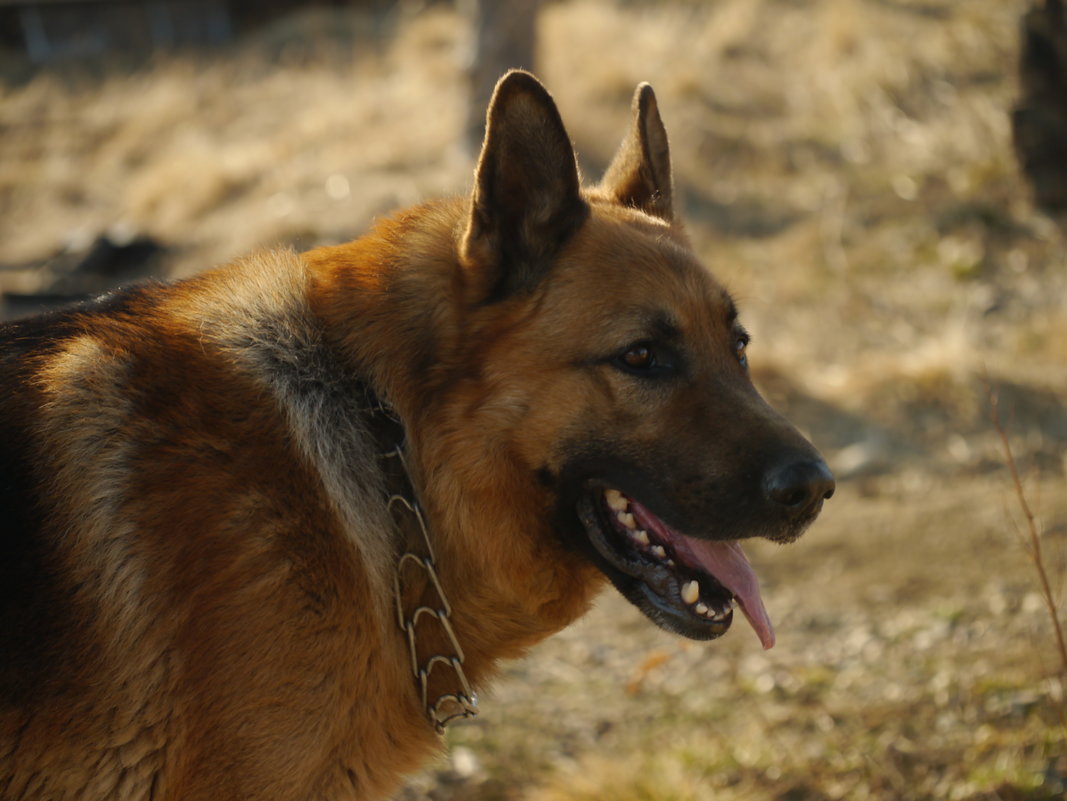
[628,500,776,649]
[685,539,775,650]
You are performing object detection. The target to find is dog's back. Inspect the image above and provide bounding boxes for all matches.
[0,254,443,800]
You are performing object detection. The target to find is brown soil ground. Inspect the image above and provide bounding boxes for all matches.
[1,1,1065,799]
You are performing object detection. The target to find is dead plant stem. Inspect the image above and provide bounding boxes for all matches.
[989,392,1067,706]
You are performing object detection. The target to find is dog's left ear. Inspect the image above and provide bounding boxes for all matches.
[461,70,589,301]
[599,83,674,221]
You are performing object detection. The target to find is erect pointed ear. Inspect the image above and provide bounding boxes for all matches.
[599,83,674,221]
[461,70,588,301]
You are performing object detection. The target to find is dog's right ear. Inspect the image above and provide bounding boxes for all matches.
[461,71,588,301]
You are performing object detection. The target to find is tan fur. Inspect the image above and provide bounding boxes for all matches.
[0,72,830,800]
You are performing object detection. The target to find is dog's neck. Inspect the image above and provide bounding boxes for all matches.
[357,387,479,732]
[303,208,606,728]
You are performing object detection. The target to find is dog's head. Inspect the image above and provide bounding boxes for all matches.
[451,71,833,649]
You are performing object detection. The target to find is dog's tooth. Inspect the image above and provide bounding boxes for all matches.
[632,529,650,546]
[682,581,699,605]
[650,545,666,559]
[605,489,628,512]
[695,601,709,615]
[616,511,636,530]
[665,559,675,567]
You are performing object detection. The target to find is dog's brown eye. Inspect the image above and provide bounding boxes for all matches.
[735,335,750,368]
[622,345,654,369]
[615,341,676,377]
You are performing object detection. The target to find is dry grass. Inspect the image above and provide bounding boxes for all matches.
[0,6,469,270]
[2,0,1066,799]
[992,389,1067,725]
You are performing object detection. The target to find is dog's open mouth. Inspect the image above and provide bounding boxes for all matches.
[577,487,775,649]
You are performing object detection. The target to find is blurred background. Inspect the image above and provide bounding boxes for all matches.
[2,0,1066,798]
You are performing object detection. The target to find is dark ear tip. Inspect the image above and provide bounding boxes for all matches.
[491,70,551,107]
[633,82,658,112]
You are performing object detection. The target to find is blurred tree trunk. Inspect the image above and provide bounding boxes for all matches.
[1013,0,1067,216]
[464,0,543,154]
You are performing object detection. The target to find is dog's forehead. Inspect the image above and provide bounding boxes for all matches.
[544,212,736,338]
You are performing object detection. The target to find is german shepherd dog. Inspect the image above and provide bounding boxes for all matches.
[0,71,833,800]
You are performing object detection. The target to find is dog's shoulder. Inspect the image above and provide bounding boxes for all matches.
[0,251,395,699]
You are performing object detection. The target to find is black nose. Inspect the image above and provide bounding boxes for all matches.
[764,458,835,518]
